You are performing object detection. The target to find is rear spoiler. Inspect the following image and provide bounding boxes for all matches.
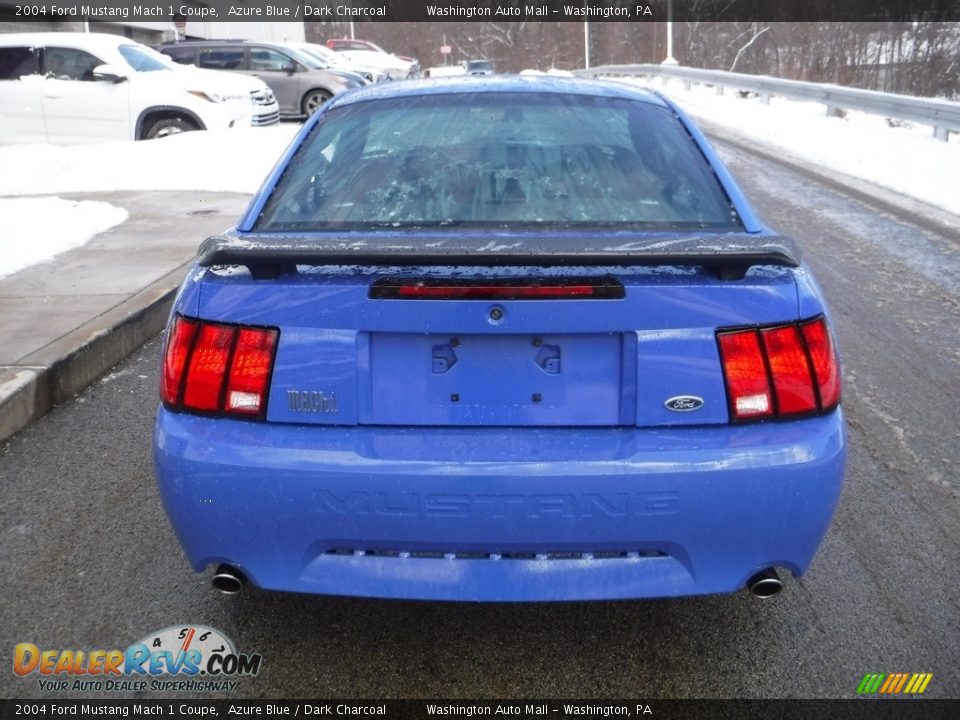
[196,233,801,281]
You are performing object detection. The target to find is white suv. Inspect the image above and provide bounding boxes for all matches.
[0,33,280,145]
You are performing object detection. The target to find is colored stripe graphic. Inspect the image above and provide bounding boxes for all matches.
[857,673,885,694]
[856,674,876,694]
[857,672,932,694]
[904,674,920,693]
[879,674,897,693]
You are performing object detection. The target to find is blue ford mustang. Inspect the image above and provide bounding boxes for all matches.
[153,76,845,601]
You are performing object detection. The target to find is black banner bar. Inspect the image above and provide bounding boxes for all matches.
[1,699,959,720]
[4,0,960,23]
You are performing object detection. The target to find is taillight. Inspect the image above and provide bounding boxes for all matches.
[761,325,818,416]
[717,316,840,423]
[716,329,772,420]
[182,323,235,412]
[161,315,278,419]
[160,316,198,407]
[225,328,278,415]
[800,317,841,411]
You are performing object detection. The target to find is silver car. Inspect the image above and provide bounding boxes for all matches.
[156,40,361,117]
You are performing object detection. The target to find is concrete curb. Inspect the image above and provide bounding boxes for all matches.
[0,262,188,445]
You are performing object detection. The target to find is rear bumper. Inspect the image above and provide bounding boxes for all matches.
[153,410,845,601]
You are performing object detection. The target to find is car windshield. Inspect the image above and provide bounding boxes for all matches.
[468,61,493,72]
[295,47,331,68]
[308,45,341,64]
[118,44,173,72]
[256,92,740,232]
[285,46,326,70]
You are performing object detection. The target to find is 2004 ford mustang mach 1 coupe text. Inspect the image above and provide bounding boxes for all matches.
[153,76,845,601]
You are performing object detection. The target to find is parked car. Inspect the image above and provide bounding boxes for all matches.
[154,76,845,602]
[155,39,361,118]
[0,33,278,144]
[273,43,371,88]
[286,41,387,84]
[324,38,419,80]
[465,59,494,76]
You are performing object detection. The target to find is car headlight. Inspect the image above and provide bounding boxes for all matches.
[188,90,245,103]
[188,90,224,103]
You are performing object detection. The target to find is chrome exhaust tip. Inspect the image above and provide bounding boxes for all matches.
[212,564,247,595]
[746,568,783,598]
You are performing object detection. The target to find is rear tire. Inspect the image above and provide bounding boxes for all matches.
[302,89,332,116]
[145,117,198,140]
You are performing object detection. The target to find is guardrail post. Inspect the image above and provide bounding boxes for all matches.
[760,93,771,105]
[715,85,724,96]
[934,125,949,141]
[683,80,691,91]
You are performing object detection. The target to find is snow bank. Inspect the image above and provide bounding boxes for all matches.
[0,126,299,197]
[0,198,128,278]
[625,77,960,216]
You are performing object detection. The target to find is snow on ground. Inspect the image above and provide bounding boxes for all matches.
[0,125,299,197]
[621,77,960,216]
[0,198,128,279]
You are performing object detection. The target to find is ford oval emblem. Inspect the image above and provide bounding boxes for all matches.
[664,395,705,412]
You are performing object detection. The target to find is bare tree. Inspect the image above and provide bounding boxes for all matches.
[728,24,771,72]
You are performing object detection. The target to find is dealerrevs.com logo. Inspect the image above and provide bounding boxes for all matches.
[13,625,262,693]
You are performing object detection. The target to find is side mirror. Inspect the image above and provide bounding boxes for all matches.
[92,64,127,83]
[282,61,297,75]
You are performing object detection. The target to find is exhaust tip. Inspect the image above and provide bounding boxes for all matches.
[746,568,783,598]
[212,564,246,595]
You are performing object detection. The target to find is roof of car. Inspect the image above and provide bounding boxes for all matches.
[327,74,669,110]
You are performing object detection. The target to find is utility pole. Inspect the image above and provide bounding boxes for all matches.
[584,21,590,69]
[662,0,678,65]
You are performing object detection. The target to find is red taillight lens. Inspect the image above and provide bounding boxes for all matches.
[225,327,278,416]
[161,316,198,407]
[717,329,773,421]
[718,316,840,423]
[183,323,236,412]
[761,325,818,415]
[160,315,278,419]
[800,316,841,410]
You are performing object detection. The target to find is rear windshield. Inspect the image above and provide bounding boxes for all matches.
[256,92,740,232]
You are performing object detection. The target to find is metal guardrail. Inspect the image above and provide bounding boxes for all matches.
[574,64,960,141]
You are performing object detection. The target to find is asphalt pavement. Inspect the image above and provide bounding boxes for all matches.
[1,137,958,700]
